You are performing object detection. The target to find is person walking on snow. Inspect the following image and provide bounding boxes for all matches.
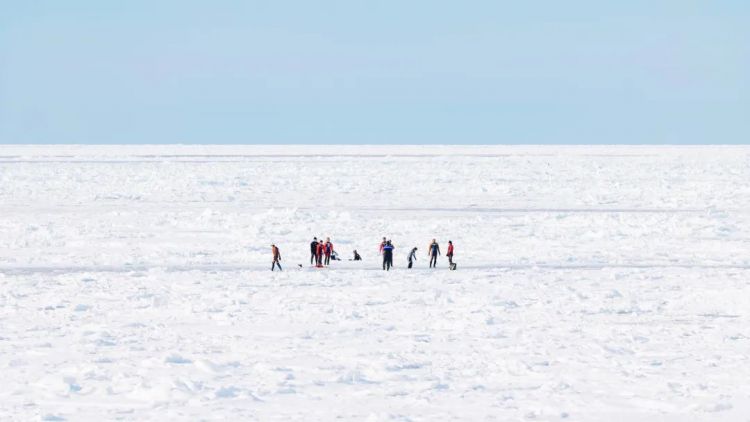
[271,244,282,271]
[383,240,394,271]
[446,240,454,265]
[379,237,387,255]
[408,247,418,269]
[310,237,319,265]
[428,239,440,268]
[324,237,334,266]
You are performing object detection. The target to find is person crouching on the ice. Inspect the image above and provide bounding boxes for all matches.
[271,244,282,271]
[446,240,454,265]
[324,237,334,265]
[315,238,325,267]
[353,249,362,261]
[408,247,417,269]
[428,238,440,268]
[310,237,319,265]
[383,240,394,270]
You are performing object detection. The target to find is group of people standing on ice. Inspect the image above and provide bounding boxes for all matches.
[310,237,336,267]
[389,238,455,271]
[271,237,455,271]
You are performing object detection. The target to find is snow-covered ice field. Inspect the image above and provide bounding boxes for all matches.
[1,145,749,421]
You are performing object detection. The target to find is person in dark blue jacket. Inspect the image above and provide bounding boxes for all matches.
[428,239,440,268]
[383,240,394,271]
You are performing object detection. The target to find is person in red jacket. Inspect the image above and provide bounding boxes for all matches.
[316,238,325,267]
[446,240,454,265]
[324,237,334,266]
[379,237,387,255]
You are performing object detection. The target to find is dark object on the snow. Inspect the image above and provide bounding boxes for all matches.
[353,250,362,261]
[331,250,341,261]
[450,263,457,270]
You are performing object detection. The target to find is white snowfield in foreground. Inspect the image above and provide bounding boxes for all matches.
[1,145,749,421]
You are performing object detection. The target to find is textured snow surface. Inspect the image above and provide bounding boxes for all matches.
[1,145,749,421]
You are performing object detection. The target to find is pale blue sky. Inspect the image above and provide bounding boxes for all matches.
[0,1,747,144]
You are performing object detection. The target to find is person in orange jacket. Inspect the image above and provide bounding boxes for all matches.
[271,244,282,271]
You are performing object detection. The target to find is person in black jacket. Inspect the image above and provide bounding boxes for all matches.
[408,247,418,268]
[310,237,318,265]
